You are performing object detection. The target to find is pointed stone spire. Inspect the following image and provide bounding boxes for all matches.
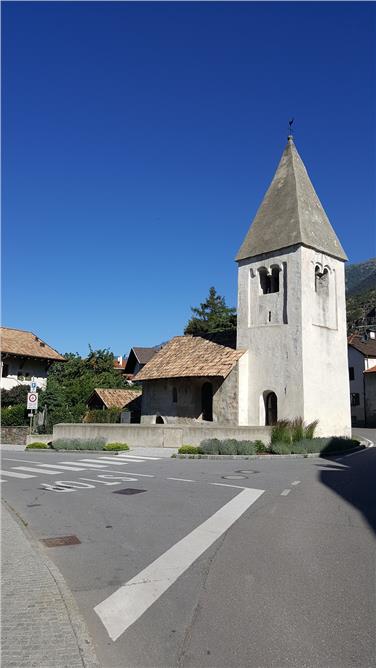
[236,136,347,262]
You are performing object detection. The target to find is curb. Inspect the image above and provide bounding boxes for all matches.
[173,444,366,460]
[2,499,101,668]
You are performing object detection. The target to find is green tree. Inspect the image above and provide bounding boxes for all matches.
[184,287,237,335]
[39,347,129,431]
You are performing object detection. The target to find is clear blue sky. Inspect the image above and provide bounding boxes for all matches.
[3,1,375,357]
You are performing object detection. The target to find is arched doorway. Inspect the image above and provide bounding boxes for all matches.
[201,382,213,422]
[264,392,277,426]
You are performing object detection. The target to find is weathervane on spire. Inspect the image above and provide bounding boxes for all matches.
[288,117,294,139]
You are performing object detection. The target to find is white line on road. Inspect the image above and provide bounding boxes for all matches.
[209,482,248,490]
[99,457,144,463]
[12,467,63,475]
[116,454,160,460]
[291,481,301,486]
[167,477,197,483]
[37,464,87,472]
[0,470,34,479]
[80,459,129,466]
[281,489,291,496]
[66,462,109,468]
[94,486,264,641]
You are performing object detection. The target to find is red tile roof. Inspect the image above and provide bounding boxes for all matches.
[1,327,65,361]
[348,333,376,357]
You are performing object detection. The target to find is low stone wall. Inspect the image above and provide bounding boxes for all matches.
[1,426,29,445]
[52,423,272,448]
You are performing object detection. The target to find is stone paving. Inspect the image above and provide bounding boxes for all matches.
[1,503,100,668]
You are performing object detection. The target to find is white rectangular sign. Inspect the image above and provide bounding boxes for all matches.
[27,392,38,410]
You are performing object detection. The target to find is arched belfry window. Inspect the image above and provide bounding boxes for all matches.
[270,265,280,293]
[315,266,329,295]
[259,266,280,294]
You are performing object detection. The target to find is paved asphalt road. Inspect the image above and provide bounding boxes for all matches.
[1,439,375,668]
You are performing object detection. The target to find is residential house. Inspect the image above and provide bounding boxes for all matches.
[124,347,160,377]
[1,327,65,391]
[364,364,376,427]
[348,331,376,426]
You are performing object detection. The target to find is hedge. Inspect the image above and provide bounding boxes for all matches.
[52,438,106,450]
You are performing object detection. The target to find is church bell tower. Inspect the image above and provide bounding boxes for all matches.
[236,135,351,436]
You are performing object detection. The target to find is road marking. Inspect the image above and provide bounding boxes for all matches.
[116,454,160,461]
[99,456,144,464]
[12,467,63,475]
[80,477,121,486]
[38,464,87,472]
[104,472,155,478]
[167,477,197,483]
[291,481,301,486]
[281,489,291,496]
[0,470,35,479]
[209,482,248,490]
[95,486,264,641]
[0,479,7,483]
[66,461,108,468]
[80,459,128,466]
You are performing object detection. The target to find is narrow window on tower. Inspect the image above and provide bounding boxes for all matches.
[259,267,271,294]
[315,266,329,295]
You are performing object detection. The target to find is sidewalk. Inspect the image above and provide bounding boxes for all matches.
[1,502,100,668]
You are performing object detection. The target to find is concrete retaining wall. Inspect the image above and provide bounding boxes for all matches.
[52,423,272,448]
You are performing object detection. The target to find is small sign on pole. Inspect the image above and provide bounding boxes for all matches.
[30,381,37,392]
[27,392,38,410]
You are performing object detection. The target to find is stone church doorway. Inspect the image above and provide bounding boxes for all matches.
[201,382,213,421]
[264,391,277,425]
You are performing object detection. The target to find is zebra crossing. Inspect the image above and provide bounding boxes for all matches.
[0,453,161,483]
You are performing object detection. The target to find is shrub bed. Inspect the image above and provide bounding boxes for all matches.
[103,443,129,451]
[198,438,268,456]
[52,438,106,450]
[271,437,361,455]
[178,445,201,455]
[26,442,49,449]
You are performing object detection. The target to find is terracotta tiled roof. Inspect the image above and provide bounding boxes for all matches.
[114,358,127,370]
[364,364,376,374]
[348,333,376,357]
[91,388,142,409]
[134,336,245,381]
[0,327,65,361]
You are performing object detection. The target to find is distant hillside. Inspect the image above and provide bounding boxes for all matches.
[345,258,376,333]
[345,257,376,295]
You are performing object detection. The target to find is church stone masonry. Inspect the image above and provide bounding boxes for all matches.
[236,135,351,436]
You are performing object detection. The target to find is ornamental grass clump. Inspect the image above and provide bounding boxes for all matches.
[271,418,318,444]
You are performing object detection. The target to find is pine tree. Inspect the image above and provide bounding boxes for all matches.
[184,287,237,335]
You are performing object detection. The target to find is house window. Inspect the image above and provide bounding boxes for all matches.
[172,387,178,403]
[349,367,355,381]
[351,393,360,406]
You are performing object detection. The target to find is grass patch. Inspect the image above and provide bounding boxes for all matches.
[271,437,361,455]
[26,441,49,449]
[103,442,129,451]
